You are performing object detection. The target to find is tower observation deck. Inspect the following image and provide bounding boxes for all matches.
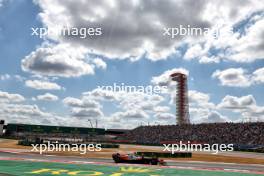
[170,73,190,125]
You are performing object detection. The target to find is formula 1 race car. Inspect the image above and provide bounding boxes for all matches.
[112,153,165,165]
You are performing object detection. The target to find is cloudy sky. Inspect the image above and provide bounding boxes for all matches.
[0,0,263,129]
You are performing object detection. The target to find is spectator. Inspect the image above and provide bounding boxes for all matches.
[121,122,264,146]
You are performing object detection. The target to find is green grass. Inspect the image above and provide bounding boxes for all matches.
[0,160,260,176]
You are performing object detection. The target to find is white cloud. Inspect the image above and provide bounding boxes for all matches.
[0,90,25,103]
[83,88,165,111]
[63,96,103,119]
[14,0,263,92]
[0,92,95,127]
[63,97,85,107]
[151,68,189,87]
[0,92,69,126]
[14,75,26,82]
[227,17,264,62]
[25,80,62,90]
[154,112,174,119]
[218,95,256,110]
[63,97,100,109]
[212,68,251,87]
[116,92,164,113]
[22,43,95,78]
[0,74,10,80]
[189,90,215,109]
[212,67,264,87]
[0,102,69,126]
[253,67,264,84]
[64,87,166,128]
[0,74,26,82]
[241,106,264,122]
[83,88,117,101]
[33,0,214,61]
[18,0,263,83]
[0,92,103,128]
[71,108,104,119]
[30,0,263,65]
[153,106,170,113]
[187,90,227,123]
[36,93,58,101]
[199,56,220,64]
[184,12,264,63]
[93,58,107,70]
[112,110,149,120]
[218,95,264,122]
[0,0,4,7]
[184,44,206,60]
[190,108,230,123]
[189,90,210,103]
[203,111,230,123]
[2,104,46,117]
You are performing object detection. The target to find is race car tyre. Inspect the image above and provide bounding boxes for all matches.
[113,153,121,163]
[150,159,158,165]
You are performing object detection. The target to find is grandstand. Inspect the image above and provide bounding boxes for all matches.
[3,123,106,143]
[1,122,130,144]
[121,122,264,149]
[5,123,105,136]
[2,121,264,151]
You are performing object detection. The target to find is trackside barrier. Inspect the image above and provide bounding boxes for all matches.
[136,152,192,158]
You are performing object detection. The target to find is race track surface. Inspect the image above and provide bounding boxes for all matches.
[0,150,264,176]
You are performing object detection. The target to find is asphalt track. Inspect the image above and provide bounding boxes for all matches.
[0,150,264,174]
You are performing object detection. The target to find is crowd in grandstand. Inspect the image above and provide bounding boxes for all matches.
[122,122,264,146]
